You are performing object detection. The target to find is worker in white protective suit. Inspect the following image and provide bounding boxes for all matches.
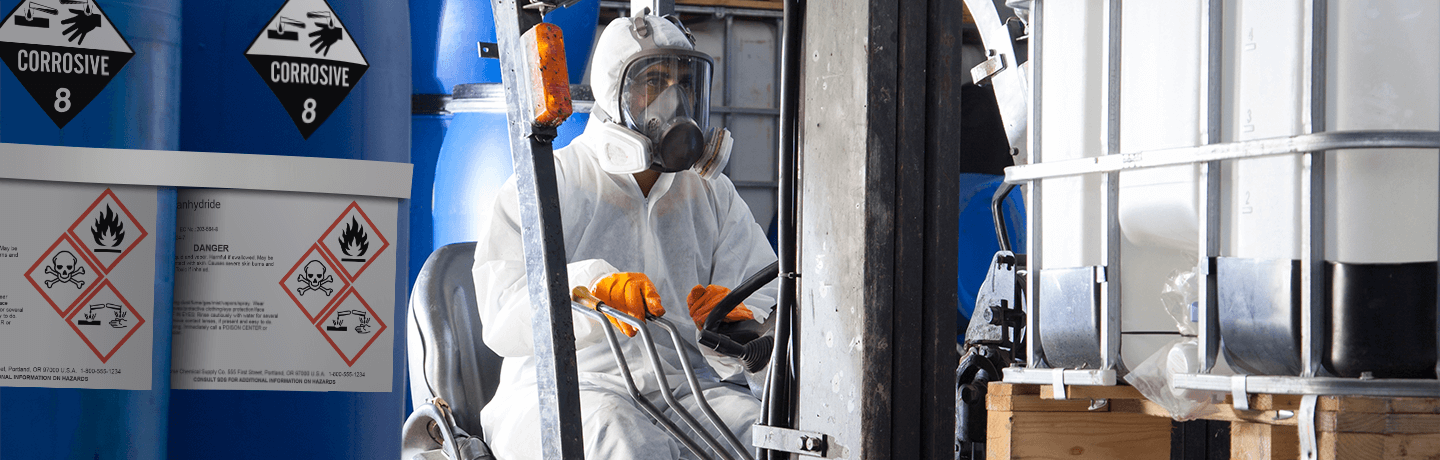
[473,12,777,460]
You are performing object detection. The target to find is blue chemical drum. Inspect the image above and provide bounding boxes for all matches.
[408,0,451,292]
[0,0,179,457]
[432,83,590,249]
[433,0,598,91]
[409,0,598,421]
[957,173,1026,343]
[179,0,408,162]
[172,1,410,459]
[410,0,600,284]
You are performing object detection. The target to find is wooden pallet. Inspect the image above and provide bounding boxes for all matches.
[987,382,1440,459]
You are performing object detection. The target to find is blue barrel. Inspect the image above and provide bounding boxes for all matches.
[433,0,599,91]
[171,1,410,459]
[427,0,600,254]
[433,84,590,248]
[179,0,409,162]
[0,0,179,458]
[408,0,450,293]
[412,0,600,284]
[409,0,599,418]
[957,173,1026,343]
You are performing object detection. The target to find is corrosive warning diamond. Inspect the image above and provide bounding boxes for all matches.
[0,0,134,128]
[244,0,368,139]
[315,288,385,366]
[66,279,145,363]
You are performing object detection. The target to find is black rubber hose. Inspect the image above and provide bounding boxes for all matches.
[703,261,780,331]
[991,182,1016,252]
[699,331,774,373]
[763,0,804,454]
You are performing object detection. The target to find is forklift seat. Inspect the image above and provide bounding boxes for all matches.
[402,242,503,460]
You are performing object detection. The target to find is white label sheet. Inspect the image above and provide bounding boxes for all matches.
[0,179,157,390]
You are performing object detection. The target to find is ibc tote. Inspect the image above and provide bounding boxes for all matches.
[0,0,179,457]
[1025,0,1439,381]
[1220,0,1439,378]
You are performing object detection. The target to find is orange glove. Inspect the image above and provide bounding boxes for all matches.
[687,284,754,330]
[591,272,665,337]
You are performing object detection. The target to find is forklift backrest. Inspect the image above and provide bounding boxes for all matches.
[407,242,504,435]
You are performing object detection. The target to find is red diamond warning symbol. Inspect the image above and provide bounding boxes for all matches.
[66,189,147,274]
[25,234,102,317]
[280,243,351,324]
[315,288,385,366]
[65,279,145,363]
[318,202,388,281]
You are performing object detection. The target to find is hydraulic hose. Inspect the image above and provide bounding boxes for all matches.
[762,0,804,458]
[698,261,778,373]
[703,261,780,331]
[992,182,1017,252]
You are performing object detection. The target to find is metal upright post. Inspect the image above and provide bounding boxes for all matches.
[488,0,586,458]
[1300,0,1327,378]
[631,0,673,16]
[1098,0,1123,372]
[1197,0,1223,372]
[1024,0,1044,369]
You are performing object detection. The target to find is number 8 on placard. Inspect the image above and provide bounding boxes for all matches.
[302,98,317,123]
[55,88,72,113]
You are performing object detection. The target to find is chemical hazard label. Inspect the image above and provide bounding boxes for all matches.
[0,0,133,128]
[1,181,157,390]
[244,0,368,139]
[170,189,395,391]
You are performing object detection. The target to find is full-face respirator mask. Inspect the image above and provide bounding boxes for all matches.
[590,15,732,180]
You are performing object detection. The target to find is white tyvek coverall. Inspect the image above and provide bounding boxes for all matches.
[473,15,778,460]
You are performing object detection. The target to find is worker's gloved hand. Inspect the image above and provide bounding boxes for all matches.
[591,272,665,337]
[687,284,754,330]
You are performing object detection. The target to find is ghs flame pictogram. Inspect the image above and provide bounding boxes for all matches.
[90,205,126,252]
[337,217,369,258]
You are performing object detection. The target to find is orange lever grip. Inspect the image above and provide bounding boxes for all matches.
[571,286,604,311]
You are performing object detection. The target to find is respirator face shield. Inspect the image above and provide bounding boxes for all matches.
[619,51,715,173]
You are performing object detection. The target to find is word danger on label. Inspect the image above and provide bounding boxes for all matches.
[193,244,230,252]
[269,61,350,87]
[14,49,110,76]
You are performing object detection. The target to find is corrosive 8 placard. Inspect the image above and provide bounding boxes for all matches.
[0,180,156,390]
[244,0,367,139]
[0,0,134,128]
[171,189,396,392]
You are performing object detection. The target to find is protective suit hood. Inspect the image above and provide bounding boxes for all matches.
[580,15,731,178]
[588,15,695,126]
